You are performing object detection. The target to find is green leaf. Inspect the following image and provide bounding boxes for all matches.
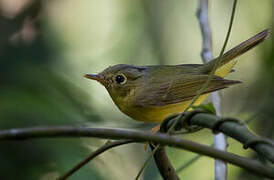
[192,103,216,115]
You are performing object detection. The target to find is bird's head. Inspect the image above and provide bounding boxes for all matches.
[84,64,147,100]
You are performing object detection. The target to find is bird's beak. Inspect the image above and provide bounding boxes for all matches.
[84,73,107,86]
[84,74,101,82]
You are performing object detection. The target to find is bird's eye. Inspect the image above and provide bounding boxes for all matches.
[115,74,127,84]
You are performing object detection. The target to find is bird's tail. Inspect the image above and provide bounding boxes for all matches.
[202,29,270,77]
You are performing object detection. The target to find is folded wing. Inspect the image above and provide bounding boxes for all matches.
[135,74,240,107]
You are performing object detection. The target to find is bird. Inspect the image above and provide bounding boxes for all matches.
[85,29,269,123]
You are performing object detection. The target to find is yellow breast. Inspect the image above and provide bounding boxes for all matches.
[120,94,208,122]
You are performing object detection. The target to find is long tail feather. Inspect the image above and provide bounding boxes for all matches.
[202,29,270,74]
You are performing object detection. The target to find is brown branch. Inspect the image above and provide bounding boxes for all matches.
[0,125,274,178]
[150,123,181,180]
[150,144,180,180]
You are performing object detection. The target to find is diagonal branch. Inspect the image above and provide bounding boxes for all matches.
[57,140,135,180]
[150,121,182,180]
[150,144,180,180]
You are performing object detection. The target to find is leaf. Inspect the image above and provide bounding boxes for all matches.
[192,103,216,115]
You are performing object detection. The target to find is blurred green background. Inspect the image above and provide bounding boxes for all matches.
[0,0,272,179]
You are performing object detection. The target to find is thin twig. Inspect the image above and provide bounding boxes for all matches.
[217,0,238,59]
[135,147,157,180]
[167,0,237,135]
[197,0,239,179]
[0,125,274,178]
[57,140,135,180]
[176,154,202,173]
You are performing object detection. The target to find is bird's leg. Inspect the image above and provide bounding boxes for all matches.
[151,125,161,133]
[144,125,161,150]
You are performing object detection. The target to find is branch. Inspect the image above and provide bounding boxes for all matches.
[186,111,274,163]
[57,140,135,180]
[150,144,180,180]
[176,154,202,173]
[197,0,213,63]
[0,124,274,178]
[150,123,182,180]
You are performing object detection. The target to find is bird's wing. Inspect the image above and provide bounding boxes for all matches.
[134,74,240,107]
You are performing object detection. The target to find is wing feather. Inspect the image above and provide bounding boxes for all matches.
[135,74,240,107]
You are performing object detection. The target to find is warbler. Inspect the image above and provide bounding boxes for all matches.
[85,30,269,123]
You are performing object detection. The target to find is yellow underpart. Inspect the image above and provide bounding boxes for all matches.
[137,95,208,122]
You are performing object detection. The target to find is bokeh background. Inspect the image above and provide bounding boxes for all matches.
[0,0,272,179]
